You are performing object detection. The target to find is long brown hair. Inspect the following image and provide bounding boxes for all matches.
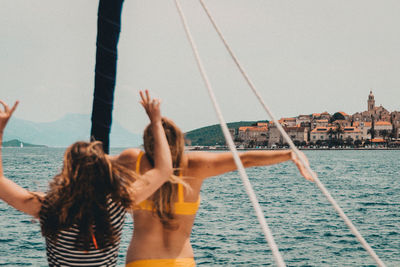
[143,117,187,227]
[40,141,139,250]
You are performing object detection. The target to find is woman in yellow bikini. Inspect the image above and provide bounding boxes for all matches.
[124,116,314,267]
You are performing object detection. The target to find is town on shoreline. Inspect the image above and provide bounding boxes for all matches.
[190,91,400,150]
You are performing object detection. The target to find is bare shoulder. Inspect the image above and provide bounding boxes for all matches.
[114,148,142,166]
[186,151,214,166]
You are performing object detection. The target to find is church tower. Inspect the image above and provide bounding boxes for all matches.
[368,90,375,112]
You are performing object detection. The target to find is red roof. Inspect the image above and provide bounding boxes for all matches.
[285,126,306,132]
[375,121,391,126]
[311,127,328,133]
[311,126,336,133]
[343,127,361,133]
[238,126,268,132]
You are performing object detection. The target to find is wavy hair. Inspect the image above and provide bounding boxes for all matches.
[40,141,140,250]
[143,117,189,228]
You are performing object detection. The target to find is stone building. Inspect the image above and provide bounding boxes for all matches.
[286,126,308,144]
[333,119,351,128]
[391,111,400,139]
[341,127,362,141]
[296,115,312,127]
[311,112,331,130]
[268,124,308,147]
[352,91,391,122]
[310,127,331,143]
[374,121,392,138]
[312,119,329,130]
[279,117,297,127]
[237,126,268,147]
[353,121,371,140]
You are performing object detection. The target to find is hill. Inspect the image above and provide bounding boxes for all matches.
[2,139,46,147]
[185,121,268,146]
[3,114,142,148]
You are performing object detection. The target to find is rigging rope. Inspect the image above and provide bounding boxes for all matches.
[174,1,286,266]
[197,1,386,266]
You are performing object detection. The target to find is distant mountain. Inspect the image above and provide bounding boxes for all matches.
[185,121,267,146]
[3,114,142,148]
[3,139,46,147]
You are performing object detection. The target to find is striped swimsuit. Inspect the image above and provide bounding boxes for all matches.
[41,199,126,266]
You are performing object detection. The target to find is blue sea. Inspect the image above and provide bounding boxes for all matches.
[0,148,399,266]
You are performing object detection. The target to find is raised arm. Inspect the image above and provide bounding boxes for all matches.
[128,90,173,204]
[187,150,314,181]
[0,100,42,217]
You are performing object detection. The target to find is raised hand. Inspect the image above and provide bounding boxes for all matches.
[139,90,162,124]
[291,151,316,182]
[0,100,19,133]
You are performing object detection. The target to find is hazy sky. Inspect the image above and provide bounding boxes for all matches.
[1,0,399,134]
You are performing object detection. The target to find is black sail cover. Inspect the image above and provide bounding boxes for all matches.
[90,0,125,154]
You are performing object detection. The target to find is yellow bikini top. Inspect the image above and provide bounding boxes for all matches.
[134,151,200,215]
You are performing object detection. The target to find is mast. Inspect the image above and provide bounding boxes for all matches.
[90,0,125,154]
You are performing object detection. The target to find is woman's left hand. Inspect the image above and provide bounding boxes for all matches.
[0,100,19,133]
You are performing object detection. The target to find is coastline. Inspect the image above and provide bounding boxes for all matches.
[187,146,400,151]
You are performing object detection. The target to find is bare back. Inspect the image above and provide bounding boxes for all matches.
[126,150,204,263]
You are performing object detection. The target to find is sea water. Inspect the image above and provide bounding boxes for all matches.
[0,148,399,266]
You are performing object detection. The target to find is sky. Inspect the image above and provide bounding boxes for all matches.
[1,0,400,134]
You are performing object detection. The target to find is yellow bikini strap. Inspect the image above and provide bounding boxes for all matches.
[136,151,144,174]
[177,184,184,203]
[177,170,184,203]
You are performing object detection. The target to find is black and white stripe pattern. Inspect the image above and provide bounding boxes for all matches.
[41,199,126,267]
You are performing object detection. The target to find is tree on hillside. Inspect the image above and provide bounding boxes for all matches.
[381,130,389,146]
[367,128,376,140]
[345,136,354,147]
[364,139,371,147]
[316,140,322,147]
[330,112,346,123]
[234,137,243,143]
[327,127,335,147]
[354,139,362,148]
[248,140,256,148]
[368,115,376,139]
[335,123,344,140]
[293,140,301,147]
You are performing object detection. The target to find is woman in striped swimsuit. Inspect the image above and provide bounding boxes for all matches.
[124,117,314,267]
[0,90,172,266]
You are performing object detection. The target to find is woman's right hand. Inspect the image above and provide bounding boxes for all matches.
[0,100,19,133]
[291,151,316,182]
[140,90,162,124]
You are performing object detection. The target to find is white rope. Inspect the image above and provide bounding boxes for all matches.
[197,1,386,266]
[174,1,286,266]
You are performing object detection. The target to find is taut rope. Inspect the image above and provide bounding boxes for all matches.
[174,0,286,266]
[197,1,386,266]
